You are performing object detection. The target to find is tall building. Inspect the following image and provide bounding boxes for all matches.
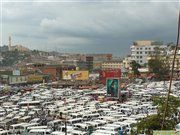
[86,56,94,72]
[13,45,29,52]
[130,40,163,65]
[8,36,12,51]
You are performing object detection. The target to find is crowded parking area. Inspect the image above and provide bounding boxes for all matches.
[0,80,179,135]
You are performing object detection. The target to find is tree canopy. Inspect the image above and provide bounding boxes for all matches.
[136,96,180,134]
[148,56,170,81]
[130,60,141,76]
[0,50,29,66]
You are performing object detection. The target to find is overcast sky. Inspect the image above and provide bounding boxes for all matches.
[1,1,180,56]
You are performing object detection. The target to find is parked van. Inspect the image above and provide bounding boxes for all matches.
[51,131,71,135]
[29,128,52,135]
[68,118,83,125]
[175,123,180,132]
[70,129,87,135]
[19,116,31,122]
[47,119,63,130]
[74,123,92,131]
[9,123,28,134]
[0,130,10,135]
[27,126,48,132]
[19,123,39,134]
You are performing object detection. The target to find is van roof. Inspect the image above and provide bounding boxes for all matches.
[27,126,48,129]
[95,129,117,134]
[10,123,28,127]
[70,129,86,134]
[51,131,67,135]
[0,130,10,134]
[20,116,31,119]
[48,119,62,124]
[29,128,51,132]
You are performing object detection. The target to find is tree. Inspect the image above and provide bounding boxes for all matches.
[136,96,180,134]
[130,60,141,76]
[148,56,170,81]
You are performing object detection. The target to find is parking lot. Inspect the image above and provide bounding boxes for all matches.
[0,80,179,135]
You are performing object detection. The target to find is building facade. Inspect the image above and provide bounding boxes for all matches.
[122,55,132,69]
[86,56,94,72]
[130,40,163,65]
[101,61,122,70]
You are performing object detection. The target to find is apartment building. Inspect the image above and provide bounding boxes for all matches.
[130,40,163,65]
[101,61,122,70]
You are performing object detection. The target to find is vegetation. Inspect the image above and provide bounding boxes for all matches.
[135,96,180,135]
[0,50,29,66]
[148,56,170,81]
[130,60,141,76]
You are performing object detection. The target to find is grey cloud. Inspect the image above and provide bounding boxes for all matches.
[14,33,47,40]
[2,1,180,56]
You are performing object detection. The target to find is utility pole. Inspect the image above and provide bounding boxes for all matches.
[161,11,180,130]
[65,117,67,135]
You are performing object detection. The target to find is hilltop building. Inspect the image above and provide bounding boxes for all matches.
[130,40,163,65]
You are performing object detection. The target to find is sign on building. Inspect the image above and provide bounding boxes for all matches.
[62,70,89,80]
[99,69,121,84]
[153,130,177,135]
[27,75,43,83]
[13,70,20,76]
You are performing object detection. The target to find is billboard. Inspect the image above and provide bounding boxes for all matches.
[100,69,121,84]
[27,75,43,83]
[62,70,89,80]
[153,130,177,135]
[106,78,119,98]
[13,70,21,76]
[9,76,27,84]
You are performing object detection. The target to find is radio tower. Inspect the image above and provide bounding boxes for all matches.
[8,36,11,51]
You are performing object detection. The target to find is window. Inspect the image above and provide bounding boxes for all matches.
[140,48,142,50]
[137,56,139,58]
[137,48,139,50]
[137,52,139,54]
[140,52,142,54]
[145,48,147,50]
[140,60,142,63]
[140,56,142,58]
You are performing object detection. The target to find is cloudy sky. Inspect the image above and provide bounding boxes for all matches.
[1,0,180,56]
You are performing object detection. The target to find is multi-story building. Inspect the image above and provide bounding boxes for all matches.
[76,61,88,70]
[147,46,180,79]
[90,54,113,61]
[122,55,132,69]
[86,56,94,72]
[12,45,29,52]
[93,61,102,70]
[130,40,163,65]
[168,53,180,71]
[101,60,122,70]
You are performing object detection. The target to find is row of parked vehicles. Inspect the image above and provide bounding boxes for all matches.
[0,81,179,134]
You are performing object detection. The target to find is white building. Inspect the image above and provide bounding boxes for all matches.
[122,55,132,69]
[130,40,163,65]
